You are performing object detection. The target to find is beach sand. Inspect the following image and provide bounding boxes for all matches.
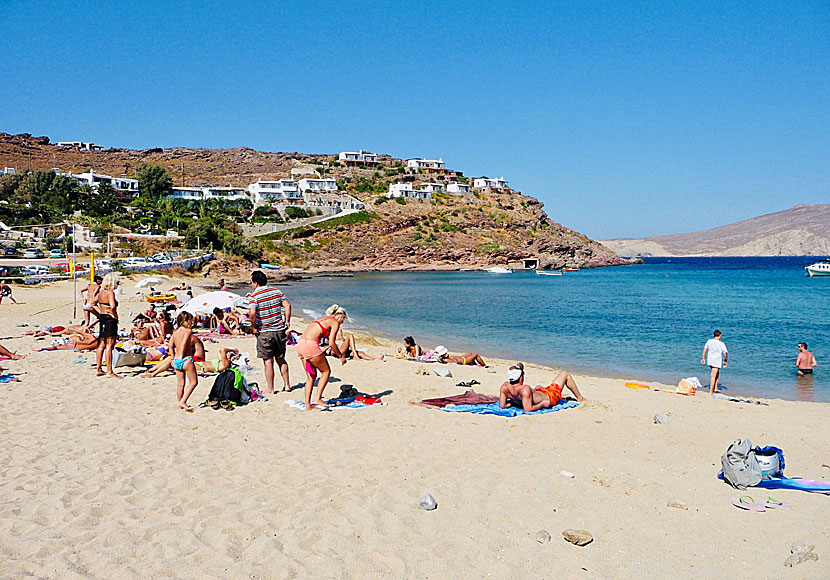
[1,277,828,579]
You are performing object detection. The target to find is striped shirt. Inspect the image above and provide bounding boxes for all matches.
[251,286,287,331]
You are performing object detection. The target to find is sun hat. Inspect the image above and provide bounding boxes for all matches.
[507,368,522,382]
[434,345,448,357]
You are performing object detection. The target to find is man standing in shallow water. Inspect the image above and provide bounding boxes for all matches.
[701,329,728,394]
[249,270,291,394]
[796,342,817,376]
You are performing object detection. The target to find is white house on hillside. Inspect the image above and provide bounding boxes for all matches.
[169,187,206,201]
[447,182,472,194]
[56,141,103,151]
[473,177,509,190]
[338,150,378,166]
[74,170,139,195]
[419,182,445,193]
[205,187,249,202]
[406,158,446,172]
[298,178,338,193]
[248,179,301,204]
[389,183,430,200]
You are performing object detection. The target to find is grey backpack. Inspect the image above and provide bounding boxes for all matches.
[721,438,762,490]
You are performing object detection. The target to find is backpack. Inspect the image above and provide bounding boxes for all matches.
[721,438,762,490]
[208,370,243,404]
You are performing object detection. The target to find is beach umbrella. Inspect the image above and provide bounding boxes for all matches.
[135,277,163,289]
[180,291,243,316]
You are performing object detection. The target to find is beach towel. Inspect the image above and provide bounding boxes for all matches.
[283,398,385,411]
[717,472,830,494]
[419,391,499,408]
[440,400,580,417]
[0,373,19,383]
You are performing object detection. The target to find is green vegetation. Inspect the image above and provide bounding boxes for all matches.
[257,211,378,241]
[285,206,309,220]
[136,163,173,202]
[395,197,407,205]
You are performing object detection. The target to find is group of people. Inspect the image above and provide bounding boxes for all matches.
[700,330,818,395]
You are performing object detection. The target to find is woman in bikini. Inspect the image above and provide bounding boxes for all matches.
[398,336,422,358]
[296,304,349,410]
[436,347,487,367]
[93,272,122,378]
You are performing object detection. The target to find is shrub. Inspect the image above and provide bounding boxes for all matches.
[285,207,309,220]
[395,197,406,205]
[375,195,389,204]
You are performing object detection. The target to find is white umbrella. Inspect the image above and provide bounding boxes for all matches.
[180,291,243,316]
[135,277,163,289]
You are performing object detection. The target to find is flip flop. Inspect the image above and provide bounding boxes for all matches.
[732,496,766,512]
[764,497,793,510]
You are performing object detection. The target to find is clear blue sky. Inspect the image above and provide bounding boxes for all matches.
[2,1,827,239]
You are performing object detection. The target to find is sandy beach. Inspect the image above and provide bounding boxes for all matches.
[0,276,828,579]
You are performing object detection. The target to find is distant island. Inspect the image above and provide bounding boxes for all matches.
[601,204,830,257]
[0,132,637,271]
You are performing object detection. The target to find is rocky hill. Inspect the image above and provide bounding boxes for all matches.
[0,131,634,270]
[601,204,830,257]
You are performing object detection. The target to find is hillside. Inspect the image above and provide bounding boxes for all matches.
[0,132,634,270]
[602,204,830,257]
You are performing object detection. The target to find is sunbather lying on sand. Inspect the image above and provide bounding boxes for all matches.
[0,343,25,359]
[499,362,586,412]
[33,332,99,352]
[398,336,422,358]
[141,339,237,377]
[326,333,383,361]
[435,346,487,366]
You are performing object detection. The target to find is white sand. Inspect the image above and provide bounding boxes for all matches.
[0,277,828,579]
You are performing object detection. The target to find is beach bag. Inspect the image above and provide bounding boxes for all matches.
[677,376,702,396]
[111,345,146,368]
[208,370,242,404]
[721,438,762,490]
[754,445,785,479]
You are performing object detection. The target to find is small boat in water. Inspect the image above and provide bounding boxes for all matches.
[260,264,281,270]
[536,270,563,276]
[485,266,513,274]
[805,259,830,277]
[562,267,579,272]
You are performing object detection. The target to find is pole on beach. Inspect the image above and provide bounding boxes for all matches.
[72,222,77,320]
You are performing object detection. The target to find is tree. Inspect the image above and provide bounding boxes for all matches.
[85,182,120,217]
[135,163,172,202]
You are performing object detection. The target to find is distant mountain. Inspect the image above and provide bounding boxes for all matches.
[601,204,830,257]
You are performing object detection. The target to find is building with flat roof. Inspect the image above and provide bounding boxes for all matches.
[338,150,378,166]
[74,170,139,195]
[56,141,103,151]
[298,177,338,193]
[473,177,509,190]
[447,182,472,195]
[389,183,431,200]
[406,158,446,173]
[248,179,301,204]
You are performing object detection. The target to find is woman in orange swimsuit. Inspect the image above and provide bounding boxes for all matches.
[297,304,349,410]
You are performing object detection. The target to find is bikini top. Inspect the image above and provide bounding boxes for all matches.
[314,319,332,339]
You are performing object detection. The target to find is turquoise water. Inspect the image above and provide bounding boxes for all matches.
[276,257,830,402]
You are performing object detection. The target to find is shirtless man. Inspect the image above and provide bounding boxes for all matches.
[499,362,586,412]
[169,312,198,411]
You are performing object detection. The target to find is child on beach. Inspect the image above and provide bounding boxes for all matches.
[0,283,18,304]
[701,329,728,394]
[169,312,198,412]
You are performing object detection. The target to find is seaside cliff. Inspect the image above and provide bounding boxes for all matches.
[0,132,636,270]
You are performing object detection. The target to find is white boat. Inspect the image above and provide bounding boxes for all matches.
[485,266,513,274]
[536,270,563,276]
[805,259,830,277]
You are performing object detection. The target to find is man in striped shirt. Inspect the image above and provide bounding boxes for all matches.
[249,270,292,394]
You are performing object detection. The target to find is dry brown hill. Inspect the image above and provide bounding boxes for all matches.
[602,204,830,257]
[0,131,634,270]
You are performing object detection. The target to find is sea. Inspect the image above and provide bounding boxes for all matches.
[273,257,830,403]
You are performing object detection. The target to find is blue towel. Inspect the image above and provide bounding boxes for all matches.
[0,374,17,383]
[718,472,830,494]
[441,400,580,416]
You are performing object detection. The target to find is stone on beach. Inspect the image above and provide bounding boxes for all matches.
[418,493,438,511]
[667,499,687,510]
[535,530,551,544]
[560,470,575,478]
[653,413,668,424]
[563,529,593,546]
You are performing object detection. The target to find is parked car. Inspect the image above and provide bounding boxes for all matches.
[53,262,86,273]
[49,249,64,258]
[95,259,113,269]
[23,248,44,259]
[22,265,49,275]
[152,252,170,262]
[2,247,19,257]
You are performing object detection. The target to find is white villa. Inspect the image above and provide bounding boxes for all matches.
[447,182,472,194]
[169,187,205,201]
[167,186,250,203]
[419,182,445,193]
[298,178,338,193]
[73,170,139,195]
[56,141,103,151]
[473,177,509,190]
[389,183,431,200]
[248,179,301,204]
[406,158,446,173]
[338,150,378,166]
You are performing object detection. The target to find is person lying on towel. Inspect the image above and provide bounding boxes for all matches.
[499,362,586,412]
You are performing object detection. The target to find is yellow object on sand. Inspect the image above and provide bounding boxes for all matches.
[146,294,177,303]
[625,382,650,389]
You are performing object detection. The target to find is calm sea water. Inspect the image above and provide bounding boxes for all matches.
[274,257,830,403]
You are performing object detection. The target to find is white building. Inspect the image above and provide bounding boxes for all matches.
[56,141,103,151]
[389,183,431,200]
[473,177,509,190]
[205,187,250,202]
[447,182,472,194]
[1,167,15,176]
[74,170,139,195]
[338,150,378,166]
[298,178,338,193]
[419,182,445,193]
[248,179,301,204]
[169,187,205,201]
[406,158,446,172]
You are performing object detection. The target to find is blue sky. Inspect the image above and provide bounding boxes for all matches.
[1,0,827,239]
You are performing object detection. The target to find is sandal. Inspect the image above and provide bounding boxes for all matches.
[220,400,234,411]
[731,496,766,512]
[764,497,793,509]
